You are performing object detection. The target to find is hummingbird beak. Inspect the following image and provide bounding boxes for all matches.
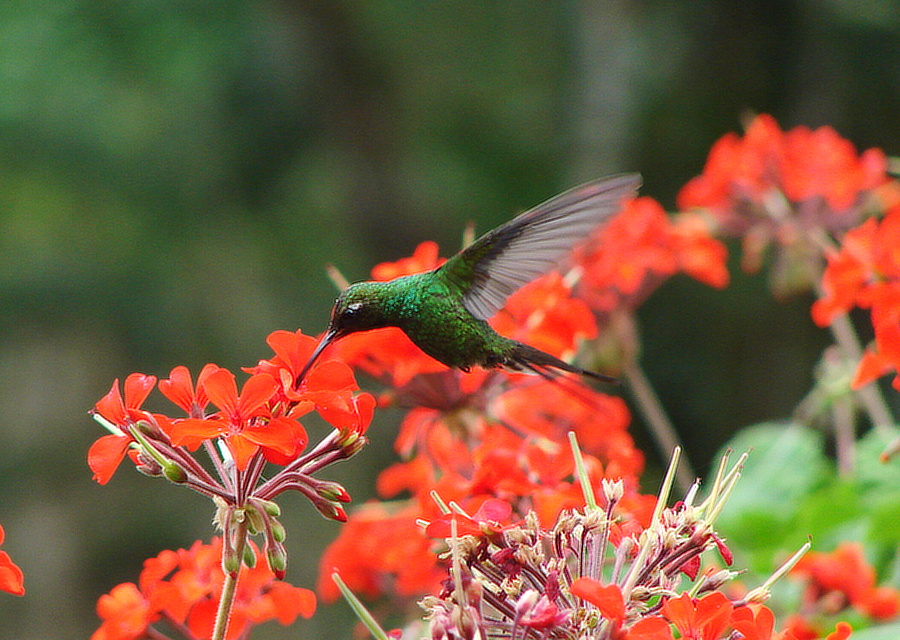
[295,328,340,386]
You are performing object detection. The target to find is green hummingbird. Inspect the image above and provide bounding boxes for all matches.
[297,173,641,384]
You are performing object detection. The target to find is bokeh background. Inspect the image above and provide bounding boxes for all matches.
[1,1,899,638]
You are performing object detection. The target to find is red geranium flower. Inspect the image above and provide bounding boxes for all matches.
[791,541,900,621]
[569,578,626,623]
[371,240,445,280]
[813,204,900,390]
[730,605,776,640]
[576,196,728,314]
[91,582,156,640]
[169,369,306,470]
[93,538,315,640]
[662,592,733,640]
[424,497,514,539]
[88,373,157,485]
[678,113,889,296]
[158,364,218,417]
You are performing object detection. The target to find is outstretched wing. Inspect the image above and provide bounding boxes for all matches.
[440,173,641,320]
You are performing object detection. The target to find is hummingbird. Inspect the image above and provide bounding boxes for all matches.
[297,173,641,384]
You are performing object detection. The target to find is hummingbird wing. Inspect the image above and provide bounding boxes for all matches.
[441,173,641,320]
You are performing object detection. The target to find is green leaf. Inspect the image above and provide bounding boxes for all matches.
[714,422,828,526]
[856,428,900,489]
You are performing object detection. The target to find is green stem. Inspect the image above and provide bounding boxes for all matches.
[332,573,391,640]
[212,517,250,640]
[569,431,598,510]
[833,394,856,477]
[622,359,695,494]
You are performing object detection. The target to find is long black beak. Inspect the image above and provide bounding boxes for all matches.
[295,328,340,386]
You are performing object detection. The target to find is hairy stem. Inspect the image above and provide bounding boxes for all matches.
[211,517,249,640]
[623,359,695,493]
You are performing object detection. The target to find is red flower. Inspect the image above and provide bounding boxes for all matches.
[158,364,218,416]
[678,113,785,216]
[93,373,157,428]
[0,525,24,596]
[678,113,887,218]
[791,541,900,621]
[625,617,675,640]
[662,592,733,640]
[317,504,444,602]
[731,605,775,640]
[93,538,315,640]
[91,583,156,640]
[424,497,514,539]
[371,240,445,281]
[825,622,853,640]
[169,369,307,470]
[576,196,728,314]
[569,578,626,623]
[678,113,889,295]
[781,124,887,212]
[490,272,598,359]
[249,329,375,434]
[813,205,900,390]
[88,373,157,485]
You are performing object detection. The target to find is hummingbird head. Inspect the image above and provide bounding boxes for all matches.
[327,281,391,337]
[296,281,391,385]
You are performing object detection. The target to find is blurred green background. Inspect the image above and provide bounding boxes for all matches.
[1,1,899,638]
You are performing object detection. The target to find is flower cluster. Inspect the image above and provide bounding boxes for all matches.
[419,451,849,640]
[678,113,890,295]
[88,330,375,638]
[575,195,729,315]
[812,205,900,391]
[791,541,900,621]
[92,538,315,640]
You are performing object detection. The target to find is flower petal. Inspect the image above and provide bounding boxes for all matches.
[88,434,132,485]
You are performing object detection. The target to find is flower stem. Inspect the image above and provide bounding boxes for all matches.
[622,359,695,494]
[829,312,895,436]
[212,517,250,640]
[833,394,856,476]
[332,573,391,640]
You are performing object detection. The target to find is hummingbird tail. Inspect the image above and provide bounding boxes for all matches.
[509,344,620,385]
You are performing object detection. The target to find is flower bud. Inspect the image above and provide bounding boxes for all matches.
[134,453,163,478]
[222,542,241,577]
[602,478,625,503]
[313,500,348,522]
[134,419,160,437]
[246,508,264,536]
[162,462,187,484]
[255,498,281,517]
[316,480,350,503]
[270,518,287,543]
[266,542,288,579]
[243,542,257,568]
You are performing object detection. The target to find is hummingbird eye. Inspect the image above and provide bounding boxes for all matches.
[346,302,363,316]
